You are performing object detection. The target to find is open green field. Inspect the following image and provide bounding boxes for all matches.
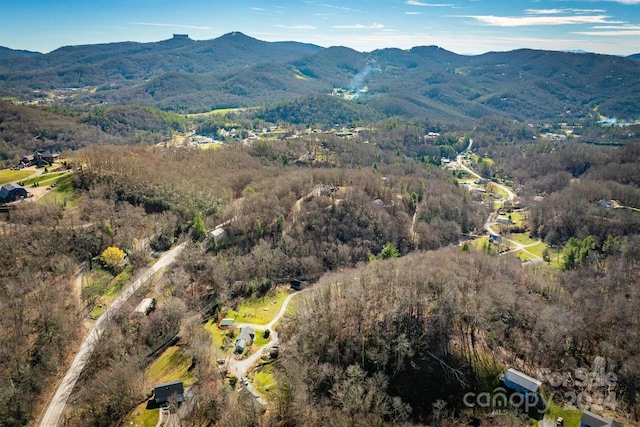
[84,264,133,317]
[224,288,291,325]
[147,346,195,386]
[522,241,547,258]
[530,399,582,427]
[198,142,224,150]
[187,107,243,118]
[472,236,490,251]
[510,211,528,227]
[486,182,509,199]
[0,169,33,186]
[123,401,159,427]
[20,171,68,186]
[37,173,78,207]
[253,363,277,400]
[510,233,539,246]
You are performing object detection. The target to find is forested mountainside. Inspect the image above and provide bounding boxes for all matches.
[1,30,639,427]
[1,32,639,120]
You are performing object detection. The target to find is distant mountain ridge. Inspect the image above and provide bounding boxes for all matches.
[1,32,638,121]
[0,46,41,59]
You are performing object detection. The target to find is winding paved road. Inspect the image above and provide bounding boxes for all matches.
[456,144,542,263]
[38,243,187,427]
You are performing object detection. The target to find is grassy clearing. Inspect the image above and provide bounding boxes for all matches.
[523,242,547,258]
[486,182,509,199]
[146,346,195,387]
[90,305,106,318]
[472,236,490,251]
[0,169,33,186]
[20,171,67,186]
[106,265,134,297]
[187,108,241,118]
[83,264,133,317]
[37,187,78,208]
[225,288,291,325]
[198,142,224,150]
[530,399,582,427]
[510,233,539,246]
[509,211,528,227]
[253,363,277,399]
[205,322,234,351]
[253,330,271,349]
[122,401,159,427]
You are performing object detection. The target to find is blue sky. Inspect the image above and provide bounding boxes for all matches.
[1,0,638,55]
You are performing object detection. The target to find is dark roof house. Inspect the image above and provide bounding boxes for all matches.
[502,368,542,394]
[290,279,303,291]
[0,183,29,203]
[154,379,185,405]
[21,154,35,165]
[35,151,59,166]
[580,410,622,427]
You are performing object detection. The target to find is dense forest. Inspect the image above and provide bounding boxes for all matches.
[1,107,638,426]
[1,41,639,426]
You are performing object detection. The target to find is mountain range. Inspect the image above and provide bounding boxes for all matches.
[1,32,638,121]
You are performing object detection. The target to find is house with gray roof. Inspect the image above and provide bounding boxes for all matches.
[502,368,542,394]
[234,326,255,354]
[580,410,622,427]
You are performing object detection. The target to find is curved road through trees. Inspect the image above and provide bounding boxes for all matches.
[456,145,541,263]
[38,242,187,427]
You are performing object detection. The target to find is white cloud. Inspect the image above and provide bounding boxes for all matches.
[334,23,385,29]
[406,1,454,6]
[604,0,640,4]
[574,24,640,36]
[276,24,316,30]
[406,12,422,15]
[524,8,606,15]
[525,9,565,15]
[133,22,212,30]
[250,7,264,11]
[574,30,640,36]
[462,15,621,27]
[315,3,368,14]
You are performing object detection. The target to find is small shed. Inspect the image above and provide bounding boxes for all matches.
[597,200,613,209]
[269,345,280,359]
[502,368,542,395]
[496,215,511,225]
[134,298,154,315]
[0,183,29,203]
[154,379,184,405]
[235,338,247,354]
[210,227,227,242]
[220,318,235,327]
[580,410,622,427]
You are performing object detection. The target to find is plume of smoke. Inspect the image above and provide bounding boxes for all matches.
[348,62,378,99]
